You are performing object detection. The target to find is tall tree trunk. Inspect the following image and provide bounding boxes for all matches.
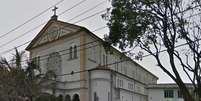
[178,81,195,101]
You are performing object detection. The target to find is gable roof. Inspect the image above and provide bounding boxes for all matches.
[25,19,84,50]
[25,18,158,79]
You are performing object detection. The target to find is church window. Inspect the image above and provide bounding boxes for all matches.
[69,46,73,59]
[74,45,77,58]
[69,44,78,60]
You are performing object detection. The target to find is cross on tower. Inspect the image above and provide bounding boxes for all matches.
[52,6,58,16]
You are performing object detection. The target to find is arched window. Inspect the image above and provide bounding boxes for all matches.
[64,94,71,101]
[69,46,73,59]
[69,44,78,60]
[57,94,63,101]
[72,94,80,101]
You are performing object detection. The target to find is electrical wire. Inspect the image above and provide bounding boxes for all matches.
[0,24,107,55]
[0,0,65,39]
[0,1,107,50]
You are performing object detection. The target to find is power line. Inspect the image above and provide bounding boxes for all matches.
[0,0,89,48]
[73,9,107,24]
[13,40,99,64]
[0,41,31,54]
[4,1,201,70]
[0,25,107,55]
[0,23,47,48]
[2,0,200,56]
[0,1,107,50]
[68,0,107,21]
[58,0,87,16]
[4,31,201,81]
[53,38,201,77]
[0,0,65,39]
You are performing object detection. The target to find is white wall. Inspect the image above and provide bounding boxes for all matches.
[29,22,158,101]
[147,88,184,101]
[84,33,158,85]
[90,70,111,101]
[30,30,84,96]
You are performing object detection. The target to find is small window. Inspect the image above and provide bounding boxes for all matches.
[69,46,73,59]
[164,90,174,98]
[74,45,77,58]
[69,44,78,60]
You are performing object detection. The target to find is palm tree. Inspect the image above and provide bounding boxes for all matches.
[0,49,56,101]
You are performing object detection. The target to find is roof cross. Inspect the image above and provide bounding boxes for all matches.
[52,6,58,16]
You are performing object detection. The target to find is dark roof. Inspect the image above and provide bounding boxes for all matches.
[147,83,194,89]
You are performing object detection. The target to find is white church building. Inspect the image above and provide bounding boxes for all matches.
[25,15,159,101]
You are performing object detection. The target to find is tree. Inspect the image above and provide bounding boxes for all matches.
[0,49,55,101]
[103,0,201,101]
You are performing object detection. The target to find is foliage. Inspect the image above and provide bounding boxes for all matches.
[35,94,63,101]
[104,0,201,101]
[0,49,55,101]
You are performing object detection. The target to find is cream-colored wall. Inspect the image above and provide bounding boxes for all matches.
[29,28,158,101]
[147,88,185,101]
[84,33,157,85]
[31,33,81,80]
[83,33,157,101]
[30,32,82,96]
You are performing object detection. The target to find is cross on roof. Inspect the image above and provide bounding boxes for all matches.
[52,6,58,16]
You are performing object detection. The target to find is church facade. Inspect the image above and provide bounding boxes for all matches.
[26,15,158,101]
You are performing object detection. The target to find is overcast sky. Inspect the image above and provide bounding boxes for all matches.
[0,0,191,83]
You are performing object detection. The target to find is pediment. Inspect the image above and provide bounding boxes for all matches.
[26,20,82,50]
